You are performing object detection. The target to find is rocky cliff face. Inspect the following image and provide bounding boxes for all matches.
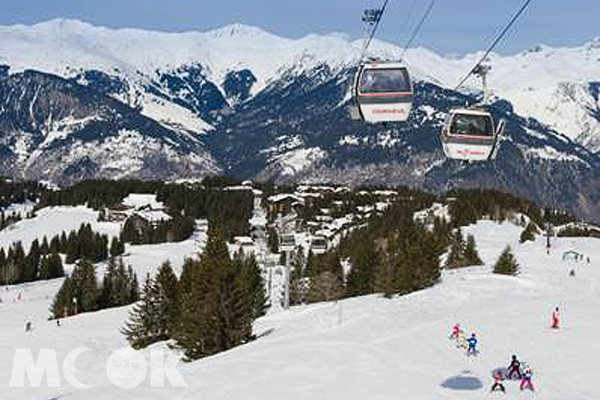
[0,70,219,183]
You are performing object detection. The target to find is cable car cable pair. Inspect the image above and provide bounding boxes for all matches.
[443,0,535,162]
[352,0,439,124]
[351,0,535,161]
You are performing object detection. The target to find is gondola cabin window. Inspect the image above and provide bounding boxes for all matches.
[359,68,411,94]
[450,114,494,137]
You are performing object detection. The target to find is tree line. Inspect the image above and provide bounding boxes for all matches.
[446,188,576,228]
[51,257,139,318]
[285,201,448,304]
[156,184,254,240]
[119,215,195,245]
[0,178,44,208]
[0,223,125,285]
[122,229,267,362]
[37,178,255,240]
[1,211,24,231]
[0,241,63,285]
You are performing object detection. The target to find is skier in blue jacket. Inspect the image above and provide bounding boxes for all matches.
[466,333,478,356]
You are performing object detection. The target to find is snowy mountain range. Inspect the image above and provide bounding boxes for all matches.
[1,19,599,219]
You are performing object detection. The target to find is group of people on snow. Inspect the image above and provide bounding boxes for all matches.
[491,355,535,393]
[449,306,561,395]
[450,323,478,356]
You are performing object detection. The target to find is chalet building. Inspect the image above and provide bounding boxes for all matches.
[126,209,172,231]
[267,194,304,215]
[233,236,257,259]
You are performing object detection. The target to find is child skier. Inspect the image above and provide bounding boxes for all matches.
[466,333,478,356]
[507,355,521,379]
[490,370,506,393]
[551,307,560,329]
[456,329,467,349]
[450,323,460,339]
[520,365,535,391]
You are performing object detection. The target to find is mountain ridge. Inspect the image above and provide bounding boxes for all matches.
[0,20,599,219]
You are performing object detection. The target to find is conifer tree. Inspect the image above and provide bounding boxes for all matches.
[122,275,160,350]
[70,259,98,312]
[59,232,68,252]
[41,236,50,255]
[154,261,180,340]
[493,246,520,276]
[23,239,41,282]
[174,229,259,361]
[463,234,484,265]
[100,257,118,308]
[12,241,26,282]
[445,229,466,269]
[0,248,6,284]
[346,241,380,296]
[239,256,268,318]
[50,235,60,254]
[39,255,51,280]
[51,276,75,318]
[308,271,344,303]
[519,221,539,243]
[48,252,64,278]
[128,266,139,303]
[110,236,123,257]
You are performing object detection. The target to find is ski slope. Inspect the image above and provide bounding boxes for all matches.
[0,204,207,283]
[0,206,119,253]
[1,219,599,400]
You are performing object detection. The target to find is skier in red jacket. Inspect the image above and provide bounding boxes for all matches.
[450,323,460,339]
[551,307,560,329]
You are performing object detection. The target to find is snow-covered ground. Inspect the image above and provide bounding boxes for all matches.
[1,218,599,399]
[121,193,164,210]
[0,206,120,252]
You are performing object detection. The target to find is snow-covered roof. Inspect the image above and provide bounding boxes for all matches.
[268,194,304,204]
[122,194,163,210]
[250,215,267,228]
[373,190,398,197]
[316,229,335,239]
[135,210,171,223]
[334,186,351,193]
[375,202,389,212]
[234,236,254,245]
[223,185,254,191]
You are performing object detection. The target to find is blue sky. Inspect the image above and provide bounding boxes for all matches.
[1,0,598,55]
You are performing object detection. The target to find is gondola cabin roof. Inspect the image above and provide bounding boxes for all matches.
[448,108,491,117]
[360,61,408,70]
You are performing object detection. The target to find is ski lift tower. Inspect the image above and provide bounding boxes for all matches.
[279,231,296,310]
[472,63,492,105]
[361,7,384,59]
[545,222,553,254]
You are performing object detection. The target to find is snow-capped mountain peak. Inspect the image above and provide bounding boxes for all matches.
[205,22,276,39]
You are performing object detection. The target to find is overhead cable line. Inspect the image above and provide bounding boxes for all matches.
[399,0,440,62]
[362,0,390,56]
[396,0,420,45]
[454,0,536,91]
